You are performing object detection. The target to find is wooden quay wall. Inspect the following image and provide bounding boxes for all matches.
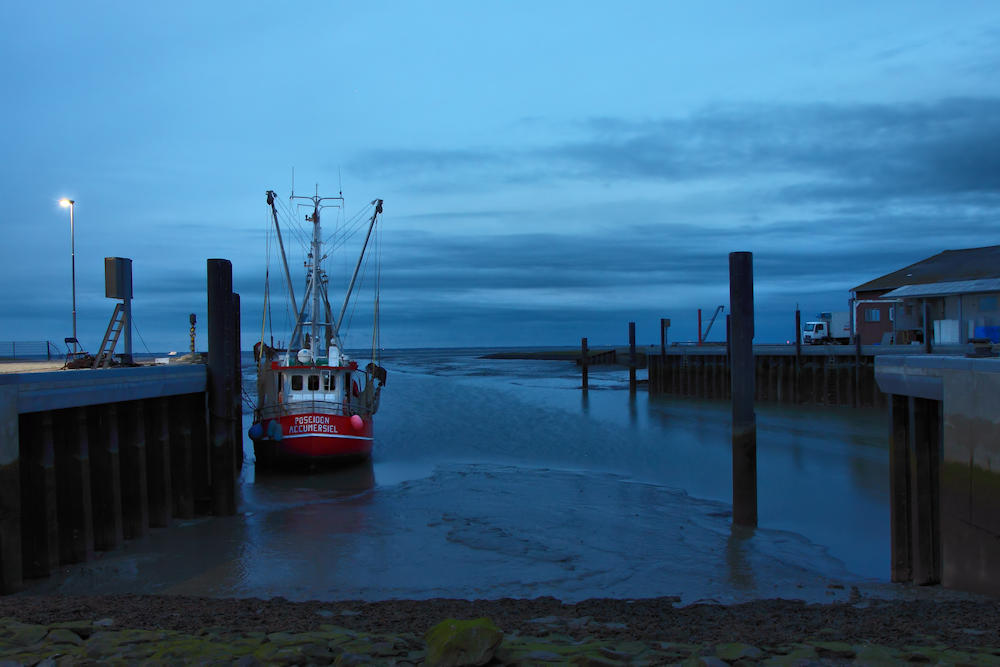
[0,259,241,593]
[646,344,977,408]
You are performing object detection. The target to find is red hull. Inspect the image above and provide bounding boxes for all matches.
[253,412,373,466]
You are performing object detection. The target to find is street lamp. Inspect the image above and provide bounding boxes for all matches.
[59,198,77,354]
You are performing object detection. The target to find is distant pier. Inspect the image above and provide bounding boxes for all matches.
[486,343,988,408]
[648,343,988,408]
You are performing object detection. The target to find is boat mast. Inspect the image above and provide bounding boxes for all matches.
[265,190,298,318]
[290,186,344,361]
[309,193,322,359]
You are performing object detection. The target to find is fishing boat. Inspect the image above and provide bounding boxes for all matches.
[249,187,386,466]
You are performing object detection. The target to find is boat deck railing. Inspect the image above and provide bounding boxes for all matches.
[259,399,369,420]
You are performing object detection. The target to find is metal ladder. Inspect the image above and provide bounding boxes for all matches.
[93,303,126,369]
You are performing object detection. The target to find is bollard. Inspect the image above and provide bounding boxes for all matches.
[581,337,589,390]
[208,259,237,516]
[729,252,757,528]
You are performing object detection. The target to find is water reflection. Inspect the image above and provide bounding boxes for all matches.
[725,524,756,591]
[20,350,899,601]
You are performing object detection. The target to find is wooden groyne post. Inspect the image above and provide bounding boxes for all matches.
[207,259,240,517]
[628,321,637,395]
[580,337,589,390]
[729,251,757,527]
[795,308,802,402]
[660,318,670,356]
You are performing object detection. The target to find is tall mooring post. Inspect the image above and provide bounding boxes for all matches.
[580,337,589,390]
[189,313,197,354]
[923,300,932,354]
[207,259,240,516]
[628,321,637,395]
[729,252,757,527]
[795,308,802,403]
[660,318,670,356]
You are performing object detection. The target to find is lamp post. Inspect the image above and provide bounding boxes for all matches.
[59,198,77,353]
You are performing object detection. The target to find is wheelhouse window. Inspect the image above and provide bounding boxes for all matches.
[291,375,303,391]
[308,375,320,391]
[805,323,815,331]
[322,372,334,391]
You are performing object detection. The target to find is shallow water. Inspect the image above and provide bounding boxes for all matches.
[24,348,910,603]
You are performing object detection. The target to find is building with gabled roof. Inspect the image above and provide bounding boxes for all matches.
[852,245,1000,345]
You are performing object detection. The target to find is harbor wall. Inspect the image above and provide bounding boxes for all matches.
[0,259,241,594]
[876,355,1000,596]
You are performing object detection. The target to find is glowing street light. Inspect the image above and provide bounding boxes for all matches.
[59,198,77,354]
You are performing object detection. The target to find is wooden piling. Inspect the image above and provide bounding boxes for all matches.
[208,258,237,516]
[190,392,211,515]
[0,387,21,592]
[119,401,149,539]
[146,397,172,528]
[580,338,589,390]
[88,403,123,552]
[853,335,862,408]
[55,407,93,564]
[923,300,932,354]
[889,394,912,582]
[794,309,802,404]
[629,322,637,395]
[170,394,195,519]
[660,318,669,356]
[21,412,59,577]
[909,396,942,585]
[729,251,757,528]
[232,292,244,473]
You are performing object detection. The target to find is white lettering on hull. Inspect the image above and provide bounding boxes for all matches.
[286,414,339,435]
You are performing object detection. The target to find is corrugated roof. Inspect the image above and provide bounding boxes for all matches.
[881,278,1000,298]
[853,245,1000,293]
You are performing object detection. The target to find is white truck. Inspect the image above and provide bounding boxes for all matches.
[803,311,851,344]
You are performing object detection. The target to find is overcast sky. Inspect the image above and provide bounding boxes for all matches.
[3,2,1000,352]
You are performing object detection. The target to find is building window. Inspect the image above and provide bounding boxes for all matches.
[889,306,894,322]
[865,308,881,322]
[979,296,998,311]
